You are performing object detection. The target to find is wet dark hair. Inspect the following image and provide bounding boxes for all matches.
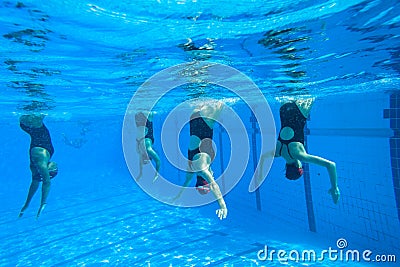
[48,162,58,179]
[195,176,211,195]
[285,163,304,180]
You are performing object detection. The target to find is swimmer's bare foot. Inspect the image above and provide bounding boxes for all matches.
[36,203,46,219]
[152,173,159,183]
[18,205,28,218]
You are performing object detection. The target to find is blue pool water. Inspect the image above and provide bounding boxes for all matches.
[1,0,400,266]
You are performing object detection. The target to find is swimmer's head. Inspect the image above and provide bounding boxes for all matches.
[48,161,58,179]
[195,176,211,195]
[285,163,303,180]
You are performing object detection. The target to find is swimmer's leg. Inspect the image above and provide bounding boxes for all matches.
[19,179,40,217]
[30,147,51,218]
[296,98,315,118]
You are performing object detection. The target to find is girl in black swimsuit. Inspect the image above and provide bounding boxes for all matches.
[135,111,161,182]
[277,101,308,180]
[174,101,227,220]
[188,111,215,194]
[259,99,340,204]
[19,114,58,218]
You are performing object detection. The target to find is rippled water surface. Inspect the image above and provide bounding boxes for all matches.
[0,0,399,117]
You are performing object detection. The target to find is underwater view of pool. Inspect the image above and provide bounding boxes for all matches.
[0,0,399,266]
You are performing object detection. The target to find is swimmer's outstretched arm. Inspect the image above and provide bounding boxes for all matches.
[201,170,227,220]
[257,148,279,184]
[173,168,194,202]
[296,151,340,204]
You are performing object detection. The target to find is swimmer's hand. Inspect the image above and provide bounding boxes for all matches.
[216,208,228,220]
[328,187,340,204]
[36,203,46,219]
